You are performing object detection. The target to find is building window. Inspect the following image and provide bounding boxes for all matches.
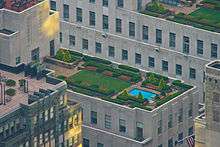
[59,32,62,43]
[31,48,40,61]
[97,143,104,147]
[135,53,141,64]
[91,111,97,124]
[129,22,135,37]
[158,144,163,147]
[103,15,109,31]
[211,43,218,58]
[117,0,124,8]
[188,126,193,136]
[148,57,155,68]
[176,64,182,76]
[76,8,83,22]
[69,35,75,46]
[156,29,162,44]
[119,119,126,133]
[50,0,56,11]
[168,114,173,129]
[178,132,184,144]
[189,68,196,79]
[169,32,176,47]
[162,60,168,72]
[89,11,96,26]
[168,138,173,147]
[103,0,108,7]
[82,39,88,50]
[122,49,128,60]
[83,138,90,147]
[142,25,148,41]
[116,18,122,33]
[188,102,193,117]
[213,92,220,103]
[136,122,144,141]
[63,4,69,21]
[108,46,115,57]
[158,120,162,135]
[95,42,102,53]
[16,57,21,65]
[105,115,111,129]
[89,0,95,3]
[213,110,220,122]
[197,40,203,55]
[178,108,183,123]
[183,36,190,54]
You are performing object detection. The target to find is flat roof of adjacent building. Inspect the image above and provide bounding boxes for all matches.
[0,69,63,117]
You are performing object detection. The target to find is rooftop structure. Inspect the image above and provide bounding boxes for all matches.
[195,60,220,147]
[141,1,220,32]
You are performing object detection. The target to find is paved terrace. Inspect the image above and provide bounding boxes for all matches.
[0,69,60,117]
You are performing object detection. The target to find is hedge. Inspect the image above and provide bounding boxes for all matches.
[118,65,140,73]
[6,88,16,96]
[172,80,193,90]
[5,79,16,87]
[83,56,112,65]
[156,92,181,106]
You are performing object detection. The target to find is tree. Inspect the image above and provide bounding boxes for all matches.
[63,50,72,63]
[138,92,144,99]
[55,50,64,61]
[159,79,166,90]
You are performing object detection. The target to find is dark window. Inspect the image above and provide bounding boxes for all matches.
[31,48,40,61]
[211,43,218,58]
[168,114,173,129]
[178,108,183,123]
[178,132,183,144]
[89,11,96,26]
[183,36,190,54]
[197,40,203,55]
[76,8,83,22]
[162,60,168,72]
[168,138,173,147]
[108,46,115,57]
[158,120,162,134]
[116,18,122,33]
[50,0,56,11]
[89,0,95,3]
[82,39,88,50]
[136,122,144,141]
[103,0,108,7]
[95,42,102,53]
[122,49,128,60]
[83,138,90,147]
[69,35,75,46]
[188,126,193,136]
[16,57,21,65]
[104,115,111,129]
[169,32,176,47]
[176,64,182,76]
[188,102,193,117]
[59,32,62,43]
[148,57,155,68]
[50,40,55,56]
[189,68,196,79]
[91,111,97,124]
[103,15,109,30]
[142,25,148,41]
[63,4,69,21]
[135,53,141,64]
[119,119,126,133]
[156,29,162,44]
[97,143,104,147]
[117,0,124,8]
[129,22,135,37]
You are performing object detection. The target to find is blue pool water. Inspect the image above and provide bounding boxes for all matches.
[129,88,156,100]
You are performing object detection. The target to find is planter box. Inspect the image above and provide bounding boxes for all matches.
[44,57,80,69]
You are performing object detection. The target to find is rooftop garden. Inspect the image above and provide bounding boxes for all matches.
[141,1,220,32]
[54,49,193,111]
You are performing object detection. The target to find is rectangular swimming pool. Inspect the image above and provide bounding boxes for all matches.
[129,88,156,100]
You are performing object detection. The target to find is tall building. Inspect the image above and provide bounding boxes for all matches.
[50,0,220,105]
[195,60,220,147]
[0,67,82,147]
[0,0,59,69]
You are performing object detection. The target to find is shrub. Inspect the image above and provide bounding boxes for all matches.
[57,75,66,80]
[172,80,193,90]
[83,56,112,65]
[6,88,16,96]
[156,92,181,106]
[118,65,140,73]
[55,49,64,61]
[6,79,16,87]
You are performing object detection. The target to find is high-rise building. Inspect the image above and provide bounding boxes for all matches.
[195,60,220,147]
[51,0,220,106]
[0,0,59,69]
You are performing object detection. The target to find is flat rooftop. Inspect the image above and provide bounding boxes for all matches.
[141,0,220,33]
[0,29,15,35]
[48,49,193,111]
[0,69,63,117]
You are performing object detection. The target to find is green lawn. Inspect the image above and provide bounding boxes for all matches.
[67,70,130,94]
[189,8,220,26]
